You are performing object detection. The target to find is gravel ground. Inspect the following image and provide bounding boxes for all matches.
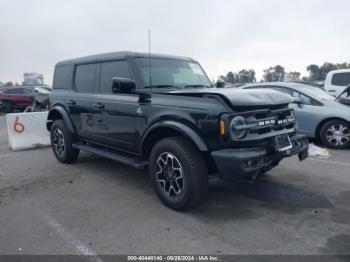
[0,114,350,257]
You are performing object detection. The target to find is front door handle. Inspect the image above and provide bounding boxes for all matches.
[93,103,105,109]
[68,99,76,105]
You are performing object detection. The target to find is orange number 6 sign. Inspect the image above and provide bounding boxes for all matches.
[14,116,25,133]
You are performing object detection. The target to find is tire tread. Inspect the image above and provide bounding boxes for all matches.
[50,120,79,163]
[149,137,208,211]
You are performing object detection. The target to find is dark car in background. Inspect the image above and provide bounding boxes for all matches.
[0,86,50,113]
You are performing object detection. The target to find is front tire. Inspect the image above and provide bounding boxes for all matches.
[50,120,80,163]
[320,120,350,149]
[149,137,208,211]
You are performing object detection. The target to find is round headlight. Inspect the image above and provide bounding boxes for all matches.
[230,116,247,140]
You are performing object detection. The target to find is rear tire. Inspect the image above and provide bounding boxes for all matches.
[320,120,350,149]
[50,120,80,163]
[149,137,208,211]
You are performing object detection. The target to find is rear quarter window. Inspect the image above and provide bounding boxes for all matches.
[74,64,96,93]
[53,65,74,89]
[331,72,350,86]
[3,88,22,94]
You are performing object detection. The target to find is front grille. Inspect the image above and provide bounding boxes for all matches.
[227,106,295,141]
[248,108,295,135]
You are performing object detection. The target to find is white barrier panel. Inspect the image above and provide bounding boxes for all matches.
[6,112,50,151]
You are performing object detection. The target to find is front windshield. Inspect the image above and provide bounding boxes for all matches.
[135,58,212,88]
[293,84,334,100]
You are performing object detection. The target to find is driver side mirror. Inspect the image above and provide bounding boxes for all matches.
[216,79,226,88]
[112,77,136,94]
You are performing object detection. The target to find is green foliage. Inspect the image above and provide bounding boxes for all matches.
[222,69,256,84]
[307,62,350,81]
[4,81,14,87]
[263,65,285,82]
[287,71,301,82]
[226,71,235,83]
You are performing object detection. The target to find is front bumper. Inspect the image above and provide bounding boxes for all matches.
[211,134,309,183]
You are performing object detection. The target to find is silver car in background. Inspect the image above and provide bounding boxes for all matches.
[241,82,350,149]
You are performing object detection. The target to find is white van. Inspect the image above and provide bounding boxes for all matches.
[324,69,350,96]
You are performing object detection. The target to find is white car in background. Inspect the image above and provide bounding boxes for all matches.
[324,69,350,96]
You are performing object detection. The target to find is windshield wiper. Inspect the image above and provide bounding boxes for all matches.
[144,85,180,89]
[185,84,211,88]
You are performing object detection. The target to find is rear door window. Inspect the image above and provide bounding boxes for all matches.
[331,73,350,86]
[53,65,74,90]
[4,88,22,94]
[99,61,131,93]
[23,88,35,94]
[74,64,96,93]
[2,89,13,94]
[271,86,294,96]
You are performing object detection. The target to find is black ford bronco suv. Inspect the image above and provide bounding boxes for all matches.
[47,51,309,210]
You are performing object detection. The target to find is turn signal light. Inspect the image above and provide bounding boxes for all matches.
[220,120,225,136]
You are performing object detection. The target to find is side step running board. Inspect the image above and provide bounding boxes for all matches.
[73,143,148,169]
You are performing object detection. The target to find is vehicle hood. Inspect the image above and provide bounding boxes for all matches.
[168,88,292,107]
[323,99,350,114]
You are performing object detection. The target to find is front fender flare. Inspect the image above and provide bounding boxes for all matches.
[47,106,75,133]
[141,121,209,153]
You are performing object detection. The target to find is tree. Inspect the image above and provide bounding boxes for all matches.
[285,71,301,82]
[4,81,14,87]
[248,69,256,83]
[306,64,321,80]
[220,69,256,84]
[307,62,350,80]
[218,75,227,82]
[274,65,285,80]
[336,62,349,69]
[238,69,248,83]
[263,65,285,82]
[237,69,256,83]
[226,71,235,84]
[319,62,338,80]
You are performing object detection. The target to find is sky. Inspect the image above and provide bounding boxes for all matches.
[0,0,349,85]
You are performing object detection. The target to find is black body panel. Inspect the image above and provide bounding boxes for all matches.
[48,51,309,182]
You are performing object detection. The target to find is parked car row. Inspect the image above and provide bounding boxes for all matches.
[0,86,51,113]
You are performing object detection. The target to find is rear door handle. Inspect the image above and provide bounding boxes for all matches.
[68,99,76,105]
[93,103,105,109]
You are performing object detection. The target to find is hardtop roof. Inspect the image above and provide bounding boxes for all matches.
[56,51,196,66]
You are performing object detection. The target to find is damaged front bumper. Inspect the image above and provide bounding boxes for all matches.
[211,134,309,183]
